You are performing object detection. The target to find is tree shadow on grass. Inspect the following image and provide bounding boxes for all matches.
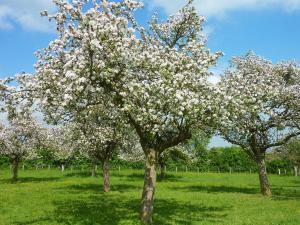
[65,171,184,183]
[52,195,229,225]
[247,183,300,200]
[172,185,258,195]
[154,199,229,225]
[0,176,60,184]
[172,184,300,201]
[53,195,139,225]
[292,180,300,185]
[64,171,92,178]
[157,174,184,182]
[14,217,53,225]
[64,171,144,179]
[271,187,300,200]
[112,172,144,180]
[112,172,184,182]
[60,183,141,194]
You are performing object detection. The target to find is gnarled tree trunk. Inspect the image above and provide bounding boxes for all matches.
[257,157,271,196]
[140,148,157,224]
[102,158,110,192]
[11,157,19,183]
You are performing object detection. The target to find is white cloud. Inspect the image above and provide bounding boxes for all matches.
[0,0,56,32]
[149,0,300,18]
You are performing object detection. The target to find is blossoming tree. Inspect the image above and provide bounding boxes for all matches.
[218,53,300,196]
[0,74,43,182]
[46,125,77,172]
[35,0,220,222]
[0,116,42,182]
[72,108,131,192]
[275,137,300,177]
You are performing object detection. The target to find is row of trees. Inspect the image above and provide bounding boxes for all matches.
[159,139,300,176]
[0,0,299,223]
[270,137,300,176]
[2,141,299,176]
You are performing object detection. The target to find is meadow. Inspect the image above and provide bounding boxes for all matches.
[0,169,299,225]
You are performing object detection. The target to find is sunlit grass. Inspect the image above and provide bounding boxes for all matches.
[0,169,299,225]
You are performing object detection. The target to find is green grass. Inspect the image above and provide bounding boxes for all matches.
[0,169,300,225]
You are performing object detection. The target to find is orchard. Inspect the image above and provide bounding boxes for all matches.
[0,1,299,225]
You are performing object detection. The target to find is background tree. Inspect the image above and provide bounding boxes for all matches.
[184,131,211,169]
[275,137,300,176]
[0,73,43,182]
[47,125,77,172]
[158,130,211,176]
[0,116,42,182]
[208,147,256,173]
[73,107,132,192]
[218,53,300,196]
[265,151,292,174]
[158,147,189,179]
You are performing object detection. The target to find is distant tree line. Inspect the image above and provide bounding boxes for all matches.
[1,144,298,176]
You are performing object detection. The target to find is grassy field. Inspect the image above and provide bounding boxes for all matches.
[0,169,299,225]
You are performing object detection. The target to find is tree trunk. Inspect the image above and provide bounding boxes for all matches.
[257,158,271,196]
[140,149,157,224]
[61,164,65,172]
[294,165,298,177]
[160,163,165,180]
[92,163,96,177]
[11,158,19,183]
[102,159,110,192]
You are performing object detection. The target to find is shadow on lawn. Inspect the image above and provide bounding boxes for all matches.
[14,218,53,225]
[64,171,145,180]
[271,187,300,200]
[62,183,141,193]
[49,181,229,225]
[0,176,60,184]
[64,171,93,177]
[66,171,184,182]
[111,172,184,182]
[52,195,228,225]
[157,174,184,182]
[246,182,300,200]
[112,172,144,180]
[172,185,258,195]
[292,179,300,185]
[173,184,300,201]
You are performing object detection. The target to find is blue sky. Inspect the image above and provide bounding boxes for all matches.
[0,0,300,147]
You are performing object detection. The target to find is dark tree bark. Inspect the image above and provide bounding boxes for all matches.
[102,158,110,192]
[160,162,166,180]
[140,148,157,224]
[256,157,272,196]
[11,157,19,183]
